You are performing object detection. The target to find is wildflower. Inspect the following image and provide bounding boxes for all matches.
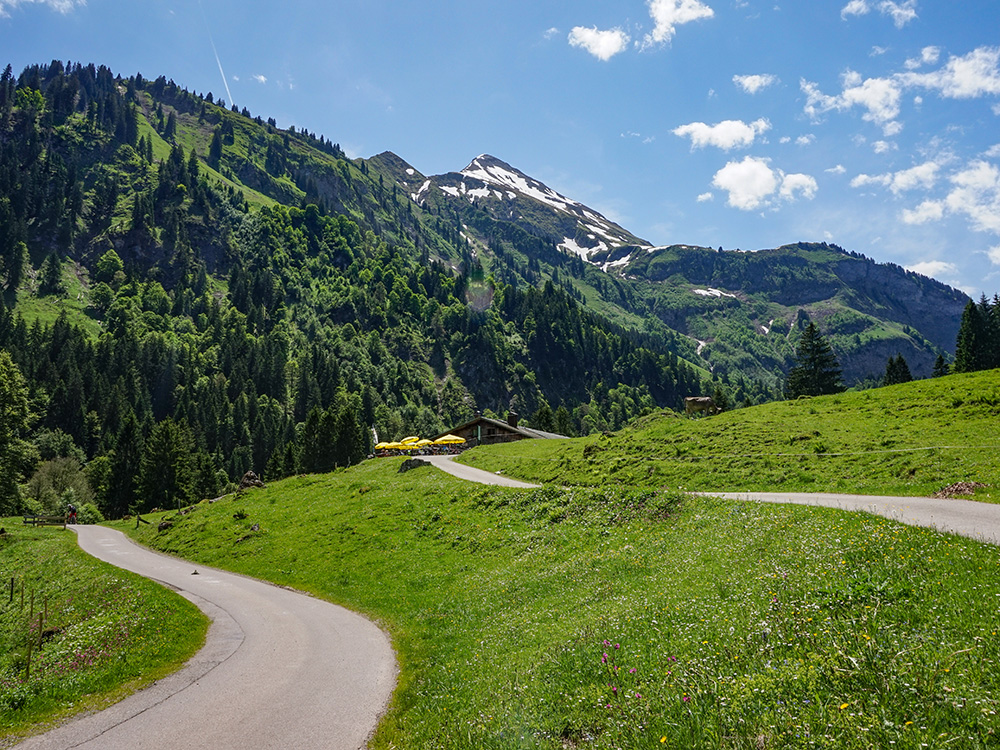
[840,703,849,710]
[629,667,637,673]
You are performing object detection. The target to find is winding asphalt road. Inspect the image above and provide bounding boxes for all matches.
[18,459,1000,749]
[705,491,1000,546]
[16,525,397,750]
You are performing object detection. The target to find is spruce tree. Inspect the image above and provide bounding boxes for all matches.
[785,322,844,398]
[883,354,913,386]
[932,354,950,378]
[954,299,987,373]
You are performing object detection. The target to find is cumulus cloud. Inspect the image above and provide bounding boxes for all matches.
[696,192,714,202]
[673,118,770,150]
[826,164,847,174]
[900,46,1000,99]
[733,74,778,94]
[802,72,903,136]
[711,156,817,211]
[644,0,714,46]
[0,0,83,14]
[899,160,1000,235]
[544,27,560,39]
[902,200,944,224]
[568,26,631,61]
[840,0,918,27]
[988,245,1000,265]
[872,140,897,153]
[907,260,959,279]
[796,134,815,146]
[851,161,941,194]
[905,46,941,70]
[253,74,267,84]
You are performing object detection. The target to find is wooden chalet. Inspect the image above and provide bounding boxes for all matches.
[434,410,567,447]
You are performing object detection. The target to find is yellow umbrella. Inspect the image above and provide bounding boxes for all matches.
[433,434,466,445]
[399,436,420,444]
[399,442,421,450]
[416,439,433,446]
[375,442,390,450]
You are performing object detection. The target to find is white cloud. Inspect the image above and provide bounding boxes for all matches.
[697,192,714,202]
[801,72,903,135]
[902,199,945,224]
[826,164,847,174]
[673,118,770,150]
[644,0,715,46]
[851,161,940,194]
[568,26,631,60]
[880,0,918,28]
[872,140,897,153]
[840,0,869,20]
[905,46,940,70]
[899,160,1000,235]
[841,0,918,27]
[944,160,1000,233]
[907,260,959,279]
[253,74,267,84]
[0,0,83,15]
[544,27,560,39]
[711,156,817,211]
[733,74,778,94]
[901,46,1000,99]
[985,144,1000,158]
[779,136,791,144]
[779,173,819,201]
[796,134,815,146]
[988,245,1000,265]
[871,45,889,57]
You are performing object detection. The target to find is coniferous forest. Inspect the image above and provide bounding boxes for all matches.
[1,61,996,521]
[0,61,704,518]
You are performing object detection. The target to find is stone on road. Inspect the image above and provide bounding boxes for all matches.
[17,525,397,750]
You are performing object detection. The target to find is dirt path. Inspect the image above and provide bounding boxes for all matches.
[16,526,397,750]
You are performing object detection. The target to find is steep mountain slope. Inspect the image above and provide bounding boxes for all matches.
[398,157,969,386]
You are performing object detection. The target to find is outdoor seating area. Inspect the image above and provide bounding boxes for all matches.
[373,434,466,457]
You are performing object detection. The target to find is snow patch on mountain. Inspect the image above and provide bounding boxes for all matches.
[693,288,738,299]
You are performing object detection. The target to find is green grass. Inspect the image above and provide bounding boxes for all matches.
[0,523,208,744]
[460,369,1000,501]
[118,460,1000,749]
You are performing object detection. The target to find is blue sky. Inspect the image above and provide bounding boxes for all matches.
[2,0,999,296]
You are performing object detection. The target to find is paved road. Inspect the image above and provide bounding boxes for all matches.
[17,525,397,750]
[422,454,541,488]
[705,491,1000,546]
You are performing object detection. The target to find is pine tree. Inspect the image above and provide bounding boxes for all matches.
[883,354,913,386]
[954,299,988,373]
[137,418,196,511]
[0,351,33,514]
[785,322,844,398]
[931,354,950,378]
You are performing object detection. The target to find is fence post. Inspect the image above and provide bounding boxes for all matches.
[8,576,11,604]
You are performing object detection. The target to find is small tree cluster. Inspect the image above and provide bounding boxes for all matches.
[954,295,1000,373]
[785,322,844,399]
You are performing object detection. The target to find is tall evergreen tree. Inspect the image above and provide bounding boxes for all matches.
[785,322,844,398]
[954,299,988,373]
[137,418,196,511]
[931,354,950,378]
[883,354,913,386]
[0,351,34,514]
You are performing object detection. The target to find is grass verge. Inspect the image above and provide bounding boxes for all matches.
[119,460,1000,748]
[0,523,208,746]
[459,369,1000,502]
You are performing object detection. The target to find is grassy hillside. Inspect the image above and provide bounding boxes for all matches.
[459,369,1000,502]
[119,459,1000,749]
[0,524,207,744]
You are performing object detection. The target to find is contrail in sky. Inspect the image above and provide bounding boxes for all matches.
[198,0,234,105]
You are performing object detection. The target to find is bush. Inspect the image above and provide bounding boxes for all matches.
[76,502,105,524]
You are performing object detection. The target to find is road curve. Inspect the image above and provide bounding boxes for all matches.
[704,491,1000,546]
[17,525,397,750]
[421,454,541,488]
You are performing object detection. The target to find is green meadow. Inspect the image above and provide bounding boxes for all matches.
[461,369,1000,502]
[6,370,1000,748]
[119,453,1000,749]
[0,523,207,744]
